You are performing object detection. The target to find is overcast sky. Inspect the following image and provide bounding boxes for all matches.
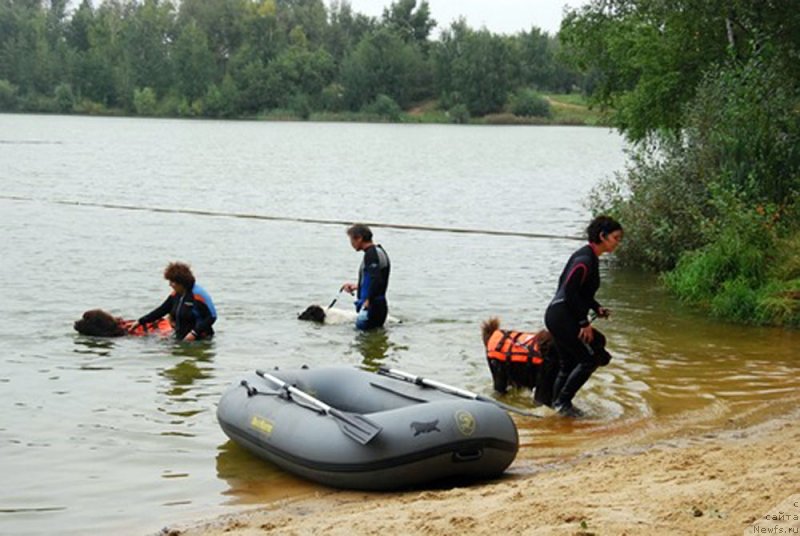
[342,0,589,36]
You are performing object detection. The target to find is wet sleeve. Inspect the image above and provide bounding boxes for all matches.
[191,300,216,336]
[563,259,591,326]
[139,295,173,325]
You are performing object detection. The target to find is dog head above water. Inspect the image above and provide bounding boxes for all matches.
[74,309,126,337]
[298,305,326,323]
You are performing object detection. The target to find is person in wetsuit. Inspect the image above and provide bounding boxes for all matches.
[129,262,217,341]
[545,215,623,417]
[341,224,391,330]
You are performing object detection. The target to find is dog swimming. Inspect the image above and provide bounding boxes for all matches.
[298,304,401,326]
[74,309,173,337]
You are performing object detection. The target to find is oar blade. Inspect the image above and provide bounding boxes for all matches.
[330,408,382,445]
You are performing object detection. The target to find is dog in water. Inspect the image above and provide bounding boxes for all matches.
[298,305,400,325]
[481,317,612,407]
[481,317,560,406]
[74,309,173,337]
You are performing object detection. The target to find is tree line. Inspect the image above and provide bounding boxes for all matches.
[0,0,584,120]
[563,0,800,325]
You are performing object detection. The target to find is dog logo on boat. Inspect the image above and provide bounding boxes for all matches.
[410,420,440,436]
[454,410,476,437]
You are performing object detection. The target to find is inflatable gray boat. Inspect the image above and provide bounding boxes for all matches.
[217,366,520,490]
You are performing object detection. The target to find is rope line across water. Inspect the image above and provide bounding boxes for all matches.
[0,195,583,241]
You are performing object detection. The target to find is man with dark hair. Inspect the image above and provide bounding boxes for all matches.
[342,224,391,330]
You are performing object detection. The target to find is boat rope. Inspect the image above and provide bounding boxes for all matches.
[0,194,583,242]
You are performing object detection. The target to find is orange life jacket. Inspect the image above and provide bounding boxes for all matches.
[486,329,544,365]
[121,318,173,337]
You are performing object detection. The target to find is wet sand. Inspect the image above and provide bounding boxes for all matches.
[168,410,800,536]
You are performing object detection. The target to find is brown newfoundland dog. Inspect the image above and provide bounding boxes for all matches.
[74,309,172,337]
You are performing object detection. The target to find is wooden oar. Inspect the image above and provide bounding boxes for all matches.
[377,367,540,418]
[255,370,382,445]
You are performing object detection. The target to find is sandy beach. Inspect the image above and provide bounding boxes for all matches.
[168,411,800,536]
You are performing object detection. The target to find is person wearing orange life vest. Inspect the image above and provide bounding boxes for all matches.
[545,215,623,417]
[129,262,217,341]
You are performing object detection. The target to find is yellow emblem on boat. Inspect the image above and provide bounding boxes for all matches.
[250,415,274,435]
[454,410,476,436]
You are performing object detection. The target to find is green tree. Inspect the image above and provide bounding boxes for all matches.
[123,0,176,98]
[0,79,18,110]
[54,82,75,112]
[133,86,157,115]
[340,27,427,110]
[263,42,335,108]
[174,21,216,101]
[204,74,239,117]
[434,21,516,116]
[382,0,435,45]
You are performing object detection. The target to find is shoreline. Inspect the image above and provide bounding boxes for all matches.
[167,411,800,536]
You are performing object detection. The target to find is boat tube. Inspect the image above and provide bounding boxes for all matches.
[217,366,519,490]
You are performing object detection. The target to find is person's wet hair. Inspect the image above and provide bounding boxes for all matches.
[587,215,622,244]
[346,223,373,242]
[163,262,195,289]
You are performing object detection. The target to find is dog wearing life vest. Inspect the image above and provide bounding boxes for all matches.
[481,317,560,406]
[74,309,173,337]
[482,317,613,407]
[298,305,400,325]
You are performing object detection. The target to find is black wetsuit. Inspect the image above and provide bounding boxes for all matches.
[544,244,602,410]
[139,283,217,340]
[355,244,390,330]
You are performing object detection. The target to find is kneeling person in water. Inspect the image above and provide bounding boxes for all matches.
[341,224,390,330]
[129,262,217,341]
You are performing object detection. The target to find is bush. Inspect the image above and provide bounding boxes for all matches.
[364,94,402,121]
[158,93,192,117]
[19,93,57,113]
[0,79,19,111]
[509,88,551,118]
[54,83,75,113]
[289,93,312,120]
[320,83,345,112]
[204,76,238,118]
[133,87,157,116]
[662,191,778,321]
[448,103,470,124]
[74,99,108,115]
[588,141,711,270]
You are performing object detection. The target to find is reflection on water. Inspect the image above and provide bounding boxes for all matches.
[215,440,317,504]
[353,329,389,370]
[158,342,216,429]
[352,328,409,370]
[72,335,117,357]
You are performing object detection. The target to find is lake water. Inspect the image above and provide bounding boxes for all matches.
[1,114,798,535]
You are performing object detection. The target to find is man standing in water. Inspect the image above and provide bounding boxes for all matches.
[342,224,391,330]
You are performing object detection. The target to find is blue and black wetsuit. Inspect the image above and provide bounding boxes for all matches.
[544,244,602,410]
[355,244,390,330]
[139,283,217,340]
